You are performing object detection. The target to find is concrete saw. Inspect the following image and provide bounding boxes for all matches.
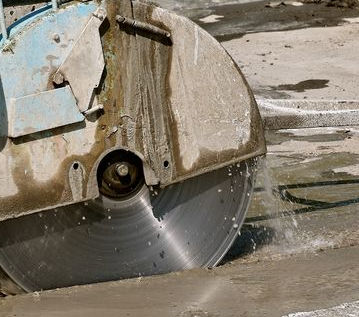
[0,0,266,294]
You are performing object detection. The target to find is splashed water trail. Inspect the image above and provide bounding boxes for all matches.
[257,158,334,257]
[260,158,288,243]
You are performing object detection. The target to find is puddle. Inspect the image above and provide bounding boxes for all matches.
[274,79,329,93]
[266,128,351,145]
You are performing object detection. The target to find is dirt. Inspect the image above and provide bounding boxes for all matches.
[273,79,330,93]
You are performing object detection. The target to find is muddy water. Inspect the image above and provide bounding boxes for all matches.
[1,246,358,317]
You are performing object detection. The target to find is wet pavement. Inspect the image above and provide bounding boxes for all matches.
[1,245,358,316]
[230,127,359,264]
[193,0,359,41]
[2,0,359,316]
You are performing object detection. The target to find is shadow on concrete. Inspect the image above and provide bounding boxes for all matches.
[246,179,359,223]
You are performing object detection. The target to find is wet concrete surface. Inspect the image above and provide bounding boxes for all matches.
[234,127,359,264]
[192,0,359,41]
[1,245,358,316]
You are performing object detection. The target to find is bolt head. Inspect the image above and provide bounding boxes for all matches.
[53,72,64,85]
[52,33,60,43]
[116,164,129,177]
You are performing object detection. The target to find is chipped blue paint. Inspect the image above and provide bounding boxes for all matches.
[0,2,97,138]
[9,86,84,138]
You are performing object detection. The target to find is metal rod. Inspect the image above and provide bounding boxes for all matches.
[0,0,7,40]
[116,15,171,38]
[83,104,104,116]
[52,0,58,10]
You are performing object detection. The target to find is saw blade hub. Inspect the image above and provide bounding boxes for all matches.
[97,150,145,199]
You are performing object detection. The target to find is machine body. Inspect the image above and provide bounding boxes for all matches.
[0,0,266,294]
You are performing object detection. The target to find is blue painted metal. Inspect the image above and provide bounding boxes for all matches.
[9,86,84,138]
[0,1,98,138]
[0,2,98,100]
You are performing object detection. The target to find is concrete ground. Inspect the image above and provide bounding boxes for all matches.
[1,246,358,317]
[2,1,359,316]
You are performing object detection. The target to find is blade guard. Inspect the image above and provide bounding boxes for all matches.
[0,0,266,220]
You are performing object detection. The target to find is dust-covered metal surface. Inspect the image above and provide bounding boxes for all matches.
[101,0,266,184]
[0,0,265,221]
[54,6,106,113]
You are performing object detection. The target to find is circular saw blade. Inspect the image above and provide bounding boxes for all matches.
[0,160,255,292]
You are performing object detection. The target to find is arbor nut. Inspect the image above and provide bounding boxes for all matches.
[116,164,129,177]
